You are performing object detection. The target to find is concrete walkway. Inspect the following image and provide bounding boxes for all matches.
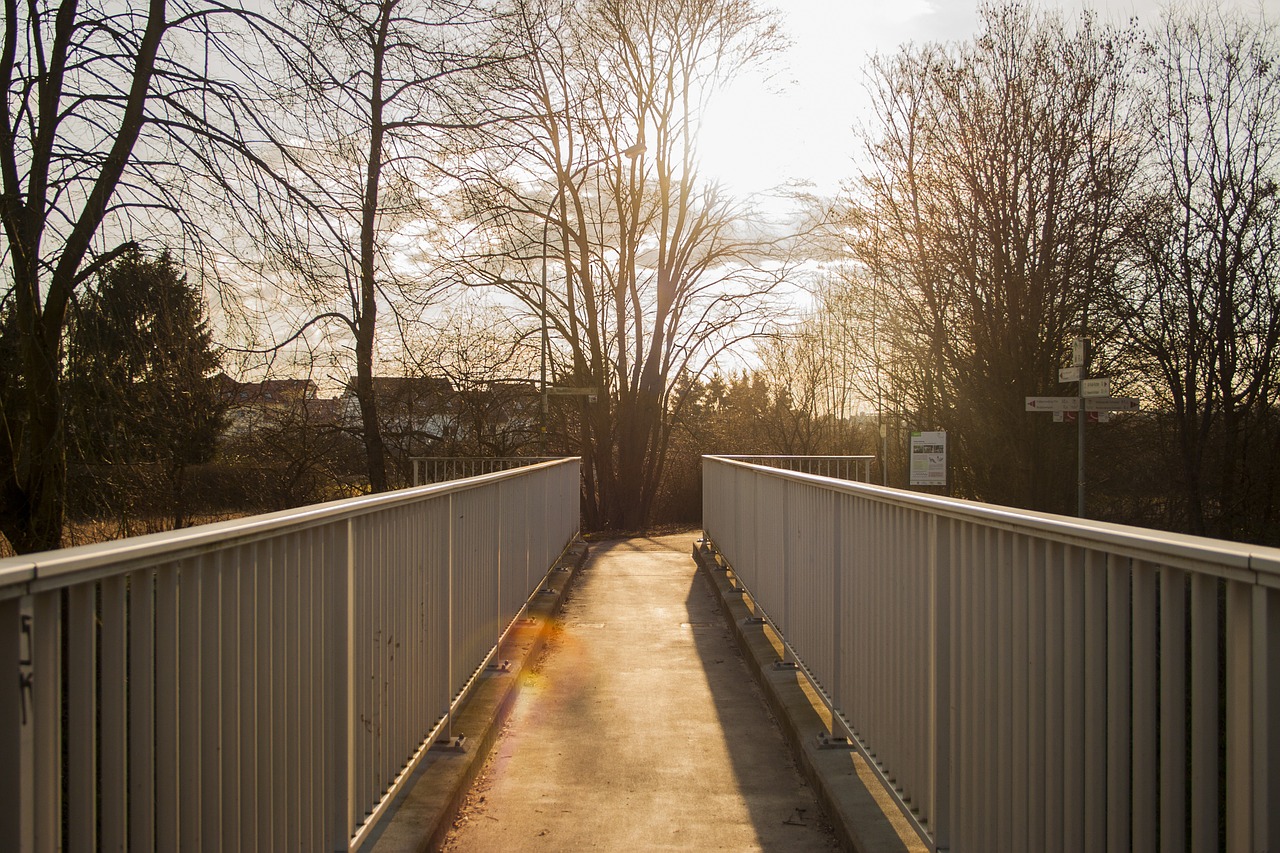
[440,533,841,851]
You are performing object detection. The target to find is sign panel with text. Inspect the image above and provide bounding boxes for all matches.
[1026,396,1080,412]
[1084,396,1139,412]
[910,430,947,487]
[1081,378,1111,397]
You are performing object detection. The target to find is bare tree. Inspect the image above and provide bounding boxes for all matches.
[1117,6,1280,540]
[750,319,868,455]
[401,299,542,456]
[217,0,511,493]
[0,0,291,553]
[844,3,1139,512]
[447,0,789,529]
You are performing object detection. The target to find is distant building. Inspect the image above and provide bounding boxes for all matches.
[338,376,540,456]
[217,376,325,436]
[339,376,459,443]
[467,380,539,445]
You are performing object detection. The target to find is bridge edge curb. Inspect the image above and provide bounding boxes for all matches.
[693,538,928,853]
[359,540,590,853]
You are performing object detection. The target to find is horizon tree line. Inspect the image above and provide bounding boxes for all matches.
[3,0,1279,552]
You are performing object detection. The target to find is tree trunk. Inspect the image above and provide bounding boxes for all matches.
[356,8,391,494]
[171,460,188,530]
[0,1,167,554]
[355,323,389,492]
[1,327,67,553]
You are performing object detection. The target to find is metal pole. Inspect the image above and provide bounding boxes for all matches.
[881,424,888,486]
[1077,392,1086,517]
[540,211,549,455]
[1077,335,1088,518]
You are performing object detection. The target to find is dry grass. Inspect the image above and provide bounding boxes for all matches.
[0,511,254,559]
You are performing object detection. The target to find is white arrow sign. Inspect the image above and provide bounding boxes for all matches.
[1059,366,1082,383]
[1084,396,1139,412]
[1026,396,1080,412]
[1081,378,1110,397]
[546,386,599,397]
[1072,337,1088,367]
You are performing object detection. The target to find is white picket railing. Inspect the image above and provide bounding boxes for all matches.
[0,458,581,852]
[702,455,1280,853]
[410,456,561,485]
[713,455,874,483]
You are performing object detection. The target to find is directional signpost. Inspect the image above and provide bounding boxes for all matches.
[1081,378,1110,397]
[1026,396,1079,412]
[546,386,599,397]
[1026,336,1140,517]
[1084,396,1138,412]
[543,387,599,443]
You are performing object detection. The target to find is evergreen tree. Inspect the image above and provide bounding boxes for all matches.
[66,250,226,529]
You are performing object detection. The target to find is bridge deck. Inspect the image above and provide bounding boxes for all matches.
[440,532,841,851]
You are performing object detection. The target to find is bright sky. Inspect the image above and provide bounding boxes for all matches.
[699,0,1280,198]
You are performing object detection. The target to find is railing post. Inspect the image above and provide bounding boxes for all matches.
[781,478,792,661]
[1191,572,1220,852]
[1105,554,1132,852]
[1225,579,1253,853]
[9,595,35,853]
[446,494,455,743]
[33,591,59,853]
[1131,560,1158,853]
[344,518,356,850]
[931,515,951,851]
[1158,566,1187,853]
[495,481,502,654]
[1254,585,1280,852]
[830,491,842,739]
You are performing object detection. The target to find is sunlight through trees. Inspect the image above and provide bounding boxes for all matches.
[3,0,1279,551]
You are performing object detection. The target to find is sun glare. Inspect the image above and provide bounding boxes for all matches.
[696,1,954,200]
[696,0,1280,202]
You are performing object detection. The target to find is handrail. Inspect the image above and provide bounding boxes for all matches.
[712,454,875,483]
[707,455,1275,582]
[0,458,582,852]
[0,458,573,591]
[409,456,564,486]
[702,454,1280,852]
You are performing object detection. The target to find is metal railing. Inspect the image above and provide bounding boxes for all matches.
[702,455,1280,853]
[714,454,874,483]
[411,456,561,485]
[0,458,581,852]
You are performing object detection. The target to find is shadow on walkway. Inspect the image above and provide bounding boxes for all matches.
[440,532,841,851]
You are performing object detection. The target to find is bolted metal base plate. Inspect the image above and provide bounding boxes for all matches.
[432,734,467,752]
[815,732,855,750]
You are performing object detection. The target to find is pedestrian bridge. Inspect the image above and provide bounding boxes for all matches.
[1,457,1277,852]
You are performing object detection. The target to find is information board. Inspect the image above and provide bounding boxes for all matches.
[910,430,947,487]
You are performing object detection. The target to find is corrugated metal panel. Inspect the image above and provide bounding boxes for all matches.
[0,458,581,852]
[702,454,1280,853]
